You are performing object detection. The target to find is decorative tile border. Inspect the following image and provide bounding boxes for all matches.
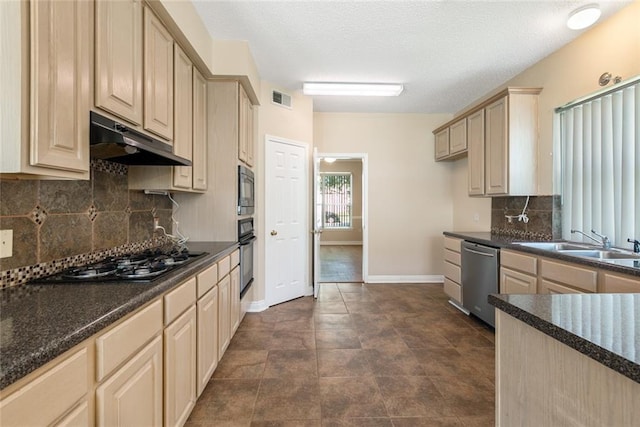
[0,237,171,289]
[490,227,553,241]
[91,159,127,175]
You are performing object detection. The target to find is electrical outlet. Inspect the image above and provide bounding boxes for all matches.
[473,213,480,222]
[1,230,13,258]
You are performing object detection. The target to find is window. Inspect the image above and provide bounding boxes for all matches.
[558,77,639,249]
[320,173,352,228]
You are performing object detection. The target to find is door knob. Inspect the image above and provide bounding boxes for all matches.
[270,230,278,236]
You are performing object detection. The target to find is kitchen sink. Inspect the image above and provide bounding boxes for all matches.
[515,242,594,251]
[557,249,640,260]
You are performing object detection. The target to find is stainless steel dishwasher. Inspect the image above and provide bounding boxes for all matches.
[461,241,499,327]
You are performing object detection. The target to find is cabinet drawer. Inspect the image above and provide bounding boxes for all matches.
[444,236,461,252]
[444,261,461,284]
[501,250,537,275]
[600,273,640,293]
[444,248,461,266]
[96,299,162,381]
[165,277,197,324]
[0,347,88,426]
[218,255,231,279]
[231,249,240,267]
[443,277,462,303]
[197,264,218,299]
[539,279,583,294]
[540,259,597,292]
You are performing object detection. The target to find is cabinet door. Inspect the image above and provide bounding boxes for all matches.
[197,287,218,397]
[538,279,583,295]
[485,96,508,195]
[238,86,250,163]
[230,266,241,333]
[434,128,450,160]
[449,118,467,154]
[96,336,163,427]
[144,6,174,141]
[30,0,90,173]
[192,68,208,191]
[53,402,89,427]
[500,267,536,294]
[246,102,255,167]
[467,109,485,196]
[94,0,143,125]
[164,305,197,427]
[600,273,640,293]
[218,275,231,358]
[172,44,194,189]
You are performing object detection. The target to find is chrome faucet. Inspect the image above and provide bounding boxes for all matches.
[571,229,612,249]
[628,238,640,253]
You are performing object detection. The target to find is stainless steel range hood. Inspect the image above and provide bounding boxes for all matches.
[90,111,191,166]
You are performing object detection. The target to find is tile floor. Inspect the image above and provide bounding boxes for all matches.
[319,245,363,283]
[186,283,495,426]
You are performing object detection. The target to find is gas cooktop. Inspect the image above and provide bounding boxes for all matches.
[30,248,207,284]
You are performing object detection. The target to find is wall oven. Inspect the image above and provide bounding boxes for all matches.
[238,218,256,298]
[238,165,255,215]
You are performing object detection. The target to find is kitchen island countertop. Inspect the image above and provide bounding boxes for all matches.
[0,241,238,390]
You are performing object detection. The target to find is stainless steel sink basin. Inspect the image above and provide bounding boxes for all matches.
[558,249,640,260]
[514,242,593,251]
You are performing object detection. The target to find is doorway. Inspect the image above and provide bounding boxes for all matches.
[316,155,368,283]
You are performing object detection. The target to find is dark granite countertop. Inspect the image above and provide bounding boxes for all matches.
[0,241,238,390]
[444,231,640,278]
[489,293,640,383]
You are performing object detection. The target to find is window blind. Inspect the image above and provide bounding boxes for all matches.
[559,79,640,249]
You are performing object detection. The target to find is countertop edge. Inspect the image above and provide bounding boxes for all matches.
[0,241,239,390]
[489,294,640,384]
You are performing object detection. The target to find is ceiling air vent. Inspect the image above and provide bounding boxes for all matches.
[272,90,292,109]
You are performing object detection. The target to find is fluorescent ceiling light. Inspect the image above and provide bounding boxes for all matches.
[303,82,404,96]
[567,4,601,30]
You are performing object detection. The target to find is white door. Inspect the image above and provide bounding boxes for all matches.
[265,137,309,306]
[312,149,322,298]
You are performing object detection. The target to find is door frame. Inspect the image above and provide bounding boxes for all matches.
[264,135,311,306]
[316,152,369,283]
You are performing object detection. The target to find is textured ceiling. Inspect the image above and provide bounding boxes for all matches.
[192,1,631,113]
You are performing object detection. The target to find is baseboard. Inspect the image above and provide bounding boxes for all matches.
[366,275,444,284]
[245,299,269,312]
[320,241,363,246]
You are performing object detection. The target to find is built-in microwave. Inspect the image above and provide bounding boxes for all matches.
[238,165,255,215]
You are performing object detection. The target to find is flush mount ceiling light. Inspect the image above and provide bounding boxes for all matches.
[302,82,404,96]
[323,157,337,163]
[567,4,601,30]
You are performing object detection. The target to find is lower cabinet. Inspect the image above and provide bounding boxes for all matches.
[197,286,219,397]
[231,265,241,334]
[501,267,537,294]
[96,336,163,427]
[218,274,231,358]
[600,272,640,293]
[164,305,197,427]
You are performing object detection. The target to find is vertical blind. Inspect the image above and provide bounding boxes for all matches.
[320,173,352,228]
[559,79,640,248]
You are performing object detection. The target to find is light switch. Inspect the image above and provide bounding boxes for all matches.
[0,230,13,258]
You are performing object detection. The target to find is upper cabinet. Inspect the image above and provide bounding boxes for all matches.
[433,118,467,161]
[94,0,143,125]
[434,128,450,160]
[1,0,91,179]
[238,85,255,167]
[433,87,542,197]
[172,44,194,189]
[192,69,208,191]
[143,7,174,142]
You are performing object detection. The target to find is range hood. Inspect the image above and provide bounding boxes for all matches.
[90,111,191,166]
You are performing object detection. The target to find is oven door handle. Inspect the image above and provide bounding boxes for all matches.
[239,236,257,245]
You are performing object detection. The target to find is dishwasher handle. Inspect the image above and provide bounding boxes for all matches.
[462,246,496,257]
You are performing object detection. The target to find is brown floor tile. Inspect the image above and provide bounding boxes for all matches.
[323,418,393,426]
[315,313,355,330]
[314,301,349,314]
[442,330,494,350]
[395,328,452,349]
[363,348,425,376]
[263,350,318,378]
[187,379,260,424]
[239,312,279,331]
[253,377,321,421]
[319,377,388,418]
[213,350,268,379]
[358,328,409,350]
[376,376,448,418]
[390,417,463,427]
[252,420,322,427]
[340,292,376,302]
[337,283,366,292]
[349,313,394,332]
[432,376,494,418]
[458,414,495,427]
[410,348,480,378]
[228,330,274,350]
[269,329,316,350]
[318,349,373,377]
[316,329,362,349]
[344,300,383,313]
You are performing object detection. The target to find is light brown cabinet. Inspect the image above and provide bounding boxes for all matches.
[600,272,640,293]
[94,0,143,125]
[539,257,597,293]
[144,6,174,141]
[434,128,450,160]
[196,286,218,397]
[433,119,467,161]
[231,265,241,334]
[192,69,208,191]
[1,0,91,179]
[449,118,468,154]
[218,274,231,358]
[443,237,463,304]
[467,109,485,196]
[238,84,255,167]
[500,250,537,294]
[172,44,194,189]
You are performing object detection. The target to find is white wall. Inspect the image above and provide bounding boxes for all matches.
[314,113,452,281]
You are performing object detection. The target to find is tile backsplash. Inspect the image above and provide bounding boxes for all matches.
[0,160,173,288]
[490,195,561,240]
